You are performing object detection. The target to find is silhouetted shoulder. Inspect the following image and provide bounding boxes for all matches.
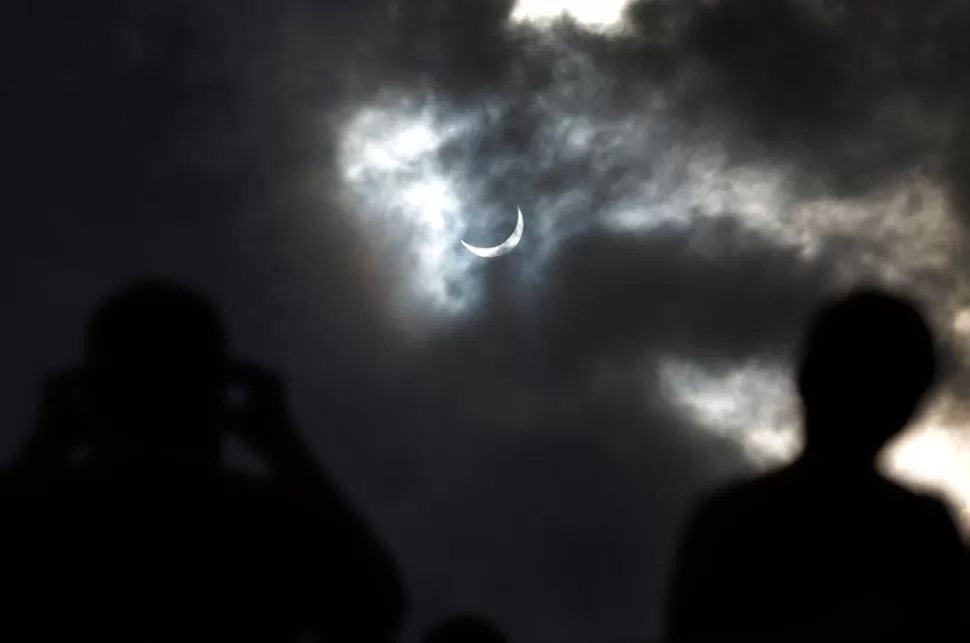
[689,467,964,549]
[422,614,508,643]
[878,483,967,566]
[669,468,969,640]
[676,471,787,541]
[883,481,962,528]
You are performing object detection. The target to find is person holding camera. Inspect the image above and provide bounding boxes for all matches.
[0,279,404,643]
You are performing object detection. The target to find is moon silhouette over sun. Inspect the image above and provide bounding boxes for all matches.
[461,207,525,258]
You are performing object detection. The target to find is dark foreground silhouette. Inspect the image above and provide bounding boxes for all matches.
[421,614,508,643]
[0,279,404,642]
[666,289,969,642]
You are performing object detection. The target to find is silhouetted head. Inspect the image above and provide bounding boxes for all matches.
[84,279,229,468]
[796,288,937,469]
[422,615,508,643]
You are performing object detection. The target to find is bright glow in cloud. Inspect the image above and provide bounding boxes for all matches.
[658,357,803,464]
[337,96,479,319]
[954,308,970,336]
[511,0,634,31]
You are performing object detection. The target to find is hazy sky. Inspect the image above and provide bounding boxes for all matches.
[7,1,970,641]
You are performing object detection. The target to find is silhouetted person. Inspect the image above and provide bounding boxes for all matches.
[0,279,404,642]
[421,614,508,643]
[665,288,969,642]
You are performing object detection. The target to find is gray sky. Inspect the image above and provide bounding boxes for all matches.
[6,1,970,641]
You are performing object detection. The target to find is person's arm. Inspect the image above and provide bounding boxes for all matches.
[305,533,406,643]
[228,363,407,641]
[225,362,327,482]
[281,464,406,643]
[665,497,735,643]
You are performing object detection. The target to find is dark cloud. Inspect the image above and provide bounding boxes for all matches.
[690,0,845,128]
[536,217,837,380]
[667,0,970,210]
[389,0,516,92]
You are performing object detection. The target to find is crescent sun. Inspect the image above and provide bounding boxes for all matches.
[461,207,525,258]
